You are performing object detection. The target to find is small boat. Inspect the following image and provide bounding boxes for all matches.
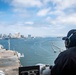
[16,52,24,58]
[20,53,24,57]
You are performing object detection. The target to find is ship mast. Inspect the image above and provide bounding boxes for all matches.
[8,39,10,50]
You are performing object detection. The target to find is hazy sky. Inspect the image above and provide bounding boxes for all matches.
[0,0,76,37]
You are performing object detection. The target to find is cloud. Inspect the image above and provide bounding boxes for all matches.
[24,21,34,25]
[58,14,76,25]
[46,0,76,26]
[51,0,76,10]
[49,10,65,16]
[43,0,51,4]
[37,8,51,16]
[0,0,76,37]
[7,24,63,37]
[0,21,65,37]
[46,12,76,26]
[12,8,31,18]
[11,0,42,8]
[0,24,48,37]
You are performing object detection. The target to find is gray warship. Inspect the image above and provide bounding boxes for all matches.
[0,44,23,75]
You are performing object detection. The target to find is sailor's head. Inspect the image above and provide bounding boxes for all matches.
[62,29,76,48]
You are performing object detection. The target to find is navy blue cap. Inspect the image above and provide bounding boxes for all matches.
[62,29,76,40]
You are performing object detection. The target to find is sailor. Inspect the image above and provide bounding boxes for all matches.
[51,29,76,75]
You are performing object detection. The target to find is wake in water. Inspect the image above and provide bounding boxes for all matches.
[51,42,64,53]
[31,41,52,57]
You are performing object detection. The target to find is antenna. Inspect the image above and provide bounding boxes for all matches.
[8,39,10,50]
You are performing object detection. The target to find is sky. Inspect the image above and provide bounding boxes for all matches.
[0,0,76,37]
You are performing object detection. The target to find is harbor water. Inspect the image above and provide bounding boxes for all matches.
[0,37,65,66]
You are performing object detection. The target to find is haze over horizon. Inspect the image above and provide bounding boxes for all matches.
[0,0,76,37]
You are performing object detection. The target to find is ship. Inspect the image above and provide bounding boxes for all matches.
[0,44,23,75]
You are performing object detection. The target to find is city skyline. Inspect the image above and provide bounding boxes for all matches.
[0,0,76,37]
